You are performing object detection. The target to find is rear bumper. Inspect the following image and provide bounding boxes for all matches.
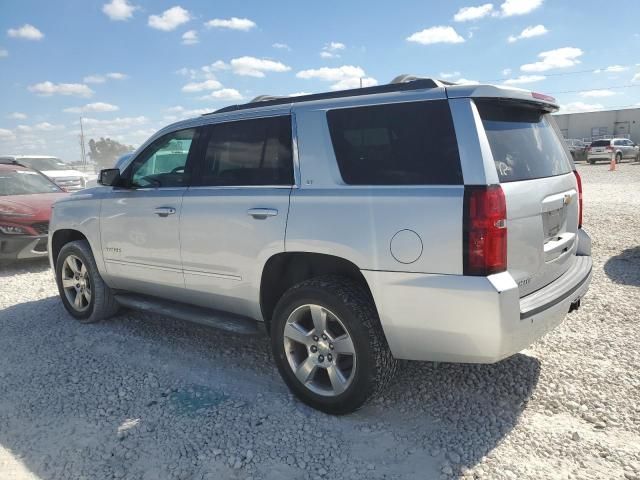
[363,248,592,363]
[587,154,613,161]
[0,234,48,260]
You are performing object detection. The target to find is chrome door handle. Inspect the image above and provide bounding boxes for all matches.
[154,207,176,217]
[247,208,278,219]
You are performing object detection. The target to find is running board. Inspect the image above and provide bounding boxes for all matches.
[114,293,263,335]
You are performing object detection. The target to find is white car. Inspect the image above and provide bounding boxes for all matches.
[0,156,89,191]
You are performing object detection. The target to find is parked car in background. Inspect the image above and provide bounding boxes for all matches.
[565,139,588,162]
[586,138,639,164]
[48,77,592,414]
[0,163,67,263]
[0,155,89,191]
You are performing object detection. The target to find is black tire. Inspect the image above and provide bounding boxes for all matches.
[616,152,622,164]
[271,275,397,414]
[588,159,596,165]
[55,240,119,323]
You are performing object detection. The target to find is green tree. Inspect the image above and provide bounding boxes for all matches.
[88,137,134,170]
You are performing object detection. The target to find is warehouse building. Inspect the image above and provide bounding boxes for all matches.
[554,108,640,143]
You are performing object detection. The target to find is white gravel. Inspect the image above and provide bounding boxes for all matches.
[1,162,639,480]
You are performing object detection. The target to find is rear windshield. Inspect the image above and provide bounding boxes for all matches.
[327,100,462,185]
[591,140,611,147]
[476,100,572,183]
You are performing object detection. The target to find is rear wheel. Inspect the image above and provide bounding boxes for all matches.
[616,152,622,164]
[55,240,119,323]
[588,159,596,164]
[271,276,397,414]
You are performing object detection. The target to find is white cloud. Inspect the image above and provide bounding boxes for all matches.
[164,106,213,120]
[320,41,346,59]
[82,116,148,130]
[230,56,290,77]
[453,3,494,21]
[296,65,377,90]
[84,72,127,83]
[632,73,640,83]
[407,26,465,45]
[508,24,548,42]
[203,60,229,73]
[63,102,120,113]
[502,68,512,76]
[440,71,461,79]
[0,128,15,140]
[28,81,94,97]
[503,74,546,85]
[521,47,583,72]
[148,6,191,31]
[580,89,616,98]
[8,112,27,120]
[205,17,256,31]
[0,48,7,58]
[7,24,44,40]
[560,102,604,113]
[182,79,223,92]
[272,43,291,50]
[182,30,199,45]
[454,78,480,85]
[200,88,243,101]
[33,122,64,131]
[594,65,629,74]
[500,0,543,17]
[102,0,137,21]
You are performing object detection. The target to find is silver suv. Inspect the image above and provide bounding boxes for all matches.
[48,77,592,414]
[586,138,639,164]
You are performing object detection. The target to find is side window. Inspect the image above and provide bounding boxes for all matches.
[128,128,196,188]
[326,100,462,185]
[196,116,293,186]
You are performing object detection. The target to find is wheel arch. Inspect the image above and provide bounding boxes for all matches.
[51,229,89,267]
[259,252,375,333]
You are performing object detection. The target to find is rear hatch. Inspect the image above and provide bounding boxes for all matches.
[476,99,579,297]
[589,139,612,155]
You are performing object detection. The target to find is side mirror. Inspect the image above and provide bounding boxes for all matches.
[98,168,121,186]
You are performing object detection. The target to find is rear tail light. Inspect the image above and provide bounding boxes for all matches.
[463,185,507,276]
[573,170,583,228]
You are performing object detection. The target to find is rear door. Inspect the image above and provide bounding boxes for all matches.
[475,100,578,296]
[179,114,294,319]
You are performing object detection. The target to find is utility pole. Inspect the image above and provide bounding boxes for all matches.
[79,116,87,170]
[360,77,363,88]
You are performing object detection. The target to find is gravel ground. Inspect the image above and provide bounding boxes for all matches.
[0,162,639,480]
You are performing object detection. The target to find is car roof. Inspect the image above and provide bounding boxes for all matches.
[0,162,29,171]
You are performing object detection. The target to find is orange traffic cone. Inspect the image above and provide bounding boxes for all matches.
[609,155,616,171]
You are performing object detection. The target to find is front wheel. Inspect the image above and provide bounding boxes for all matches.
[55,240,119,323]
[271,276,397,414]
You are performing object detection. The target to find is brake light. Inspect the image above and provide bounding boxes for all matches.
[573,170,583,228]
[463,185,507,276]
[531,92,556,103]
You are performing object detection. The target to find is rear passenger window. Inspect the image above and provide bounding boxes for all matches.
[197,116,293,186]
[327,100,462,185]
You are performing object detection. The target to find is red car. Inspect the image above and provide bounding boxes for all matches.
[0,162,68,262]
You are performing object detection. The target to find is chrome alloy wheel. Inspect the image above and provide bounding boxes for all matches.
[61,254,92,312]
[283,304,356,397]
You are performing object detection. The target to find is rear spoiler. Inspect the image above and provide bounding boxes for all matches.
[446,84,559,112]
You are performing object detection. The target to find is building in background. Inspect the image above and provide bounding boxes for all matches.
[554,108,640,143]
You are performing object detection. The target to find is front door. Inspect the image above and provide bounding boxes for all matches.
[179,113,294,319]
[100,127,199,299]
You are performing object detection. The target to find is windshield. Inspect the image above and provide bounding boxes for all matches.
[0,170,62,195]
[477,101,572,183]
[19,157,70,171]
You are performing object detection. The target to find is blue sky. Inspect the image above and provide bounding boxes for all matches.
[1,0,640,162]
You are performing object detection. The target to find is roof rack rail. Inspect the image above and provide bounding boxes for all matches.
[206,76,444,116]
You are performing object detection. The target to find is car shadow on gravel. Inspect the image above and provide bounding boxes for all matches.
[0,258,50,277]
[0,297,541,479]
[604,246,640,287]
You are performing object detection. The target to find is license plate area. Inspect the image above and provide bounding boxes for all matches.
[543,206,566,243]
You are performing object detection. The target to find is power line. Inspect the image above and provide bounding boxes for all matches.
[548,84,640,95]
